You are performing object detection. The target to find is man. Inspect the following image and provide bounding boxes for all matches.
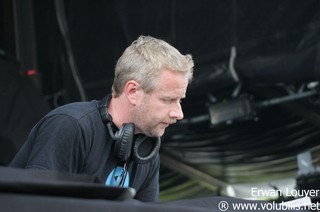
[10,35,194,202]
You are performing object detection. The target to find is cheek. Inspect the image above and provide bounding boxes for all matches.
[143,102,162,119]
[151,100,165,111]
[153,105,171,120]
[142,96,169,119]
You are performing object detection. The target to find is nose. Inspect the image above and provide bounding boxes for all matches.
[169,102,184,120]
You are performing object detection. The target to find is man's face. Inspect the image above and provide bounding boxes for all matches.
[132,70,189,137]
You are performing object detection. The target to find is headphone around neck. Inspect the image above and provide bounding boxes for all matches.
[98,95,161,163]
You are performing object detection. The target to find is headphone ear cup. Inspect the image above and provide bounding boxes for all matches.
[132,135,161,163]
[113,123,135,161]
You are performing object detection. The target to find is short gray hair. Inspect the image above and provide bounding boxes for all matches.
[112,35,194,97]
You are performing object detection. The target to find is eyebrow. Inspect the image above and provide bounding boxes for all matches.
[163,96,185,101]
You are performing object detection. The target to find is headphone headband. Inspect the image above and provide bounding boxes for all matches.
[98,94,113,124]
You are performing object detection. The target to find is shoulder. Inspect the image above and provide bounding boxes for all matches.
[48,100,100,120]
[34,100,104,136]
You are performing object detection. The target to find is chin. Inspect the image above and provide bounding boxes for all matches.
[146,131,163,138]
[155,130,165,137]
[142,127,165,137]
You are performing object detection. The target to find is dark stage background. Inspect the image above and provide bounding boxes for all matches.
[1,0,320,207]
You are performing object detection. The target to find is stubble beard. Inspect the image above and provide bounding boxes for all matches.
[132,97,164,138]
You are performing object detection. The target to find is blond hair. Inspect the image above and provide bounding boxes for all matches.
[112,35,194,97]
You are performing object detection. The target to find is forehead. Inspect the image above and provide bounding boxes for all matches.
[155,70,189,97]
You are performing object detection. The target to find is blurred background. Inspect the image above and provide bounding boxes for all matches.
[1,0,320,202]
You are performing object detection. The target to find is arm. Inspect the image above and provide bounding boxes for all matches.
[10,114,86,173]
[134,154,160,202]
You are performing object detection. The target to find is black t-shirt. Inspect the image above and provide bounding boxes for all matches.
[10,100,160,202]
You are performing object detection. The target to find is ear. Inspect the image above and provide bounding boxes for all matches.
[124,80,141,105]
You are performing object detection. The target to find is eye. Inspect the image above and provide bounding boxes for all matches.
[162,98,174,104]
[162,97,184,104]
[164,99,173,104]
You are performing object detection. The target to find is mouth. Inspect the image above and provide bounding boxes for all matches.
[170,120,177,124]
[161,122,170,127]
[162,120,177,127]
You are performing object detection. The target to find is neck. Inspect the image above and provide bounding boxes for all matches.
[108,95,131,129]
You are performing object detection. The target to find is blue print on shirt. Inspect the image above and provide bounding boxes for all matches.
[105,166,129,188]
